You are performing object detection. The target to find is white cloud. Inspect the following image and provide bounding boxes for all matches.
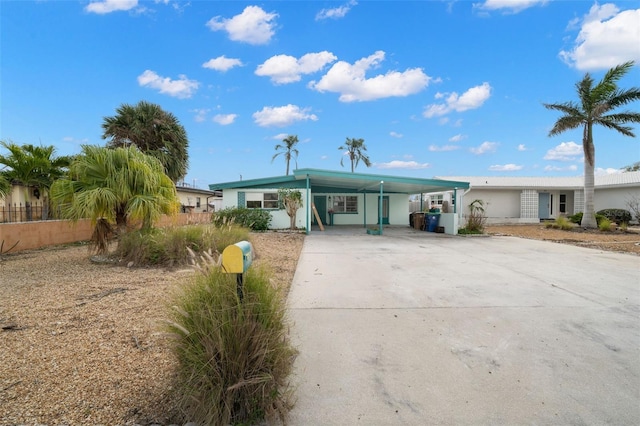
[470,141,499,155]
[390,131,403,138]
[544,141,582,161]
[85,0,138,14]
[309,51,431,102]
[316,0,357,20]
[489,163,523,171]
[252,104,318,127]
[206,6,277,45]
[423,82,492,118]
[203,56,244,72]
[544,165,579,172]
[192,108,209,122]
[272,133,289,140]
[474,0,548,14]
[429,145,461,152]
[560,5,640,70]
[376,160,430,170]
[449,133,466,142]
[137,70,199,98]
[213,114,237,125]
[595,167,623,175]
[256,52,337,84]
[517,144,528,151]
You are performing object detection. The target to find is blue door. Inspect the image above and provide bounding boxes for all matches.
[313,196,327,226]
[538,193,550,219]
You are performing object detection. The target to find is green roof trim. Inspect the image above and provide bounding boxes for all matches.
[209,168,469,194]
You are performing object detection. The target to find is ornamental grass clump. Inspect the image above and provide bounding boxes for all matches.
[166,261,297,425]
[545,216,574,230]
[116,223,249,267]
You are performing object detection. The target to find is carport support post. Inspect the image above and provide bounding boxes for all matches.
[379,181,384,235]
[363,191,367,228]
[306,174,311,235]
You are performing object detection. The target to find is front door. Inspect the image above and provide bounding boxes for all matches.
[313,196,327,226]
[538,193,550,219]
[378,196,389,225]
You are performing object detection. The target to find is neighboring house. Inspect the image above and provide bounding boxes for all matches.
[1,183,48,222]
[209,168,469,235]
[175,183,222,213]
[427,171,640,225]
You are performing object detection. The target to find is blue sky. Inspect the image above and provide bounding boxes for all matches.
[1,0,639,187]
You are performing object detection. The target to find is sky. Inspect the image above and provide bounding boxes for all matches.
[1,0,639,188]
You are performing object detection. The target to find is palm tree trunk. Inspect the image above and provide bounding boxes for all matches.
[582,125,597,228]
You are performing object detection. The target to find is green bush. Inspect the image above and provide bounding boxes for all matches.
[213,207,272,231]
[598,217,613,232]
[167,265,297,425]
[458,227,483,235]
[116,224,249,267]
[568,212,607,226]
[596,208,632,224]
[545,216,574,230]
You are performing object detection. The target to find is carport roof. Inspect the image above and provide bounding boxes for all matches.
[209,168,469,194]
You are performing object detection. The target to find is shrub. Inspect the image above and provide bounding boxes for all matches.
[458,227,483,235]
[598,217,613,232]
[596,208,632,225]
[166,264,297,426]
[116,223,249,267]
[568,212,608,226]
[213,207,272,231]
[545,216,574,230]
[465,199,487,233]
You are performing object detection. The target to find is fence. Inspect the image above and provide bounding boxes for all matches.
[0,202,53,223]
[0,212,212,254]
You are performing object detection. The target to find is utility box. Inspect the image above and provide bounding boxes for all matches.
[222,241,253,274]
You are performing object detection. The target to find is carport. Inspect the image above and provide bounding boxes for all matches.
[210,168,469,235]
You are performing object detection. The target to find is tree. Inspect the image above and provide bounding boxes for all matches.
[271,135,299,175]
[544,61,640,228]
[51,145,179,254]
[0,175,10,199]
[278,188,303,230]
[102,100,189,182]
[339,137,371,173]
[0,141,72,219]
[623,161,640,172]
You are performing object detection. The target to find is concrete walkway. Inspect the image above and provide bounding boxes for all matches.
[287,226,640,425]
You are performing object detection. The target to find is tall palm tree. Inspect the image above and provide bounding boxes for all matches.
[0,175,10,199]
[102,100,189,183]
[544,61,640,228]
[51,145,179,254]
[271,134,299,175]
[0,141,71,219]
[339,137,371,173]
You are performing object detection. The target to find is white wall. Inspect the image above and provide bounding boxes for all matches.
[221,188,308,230]
[595,187,640,212]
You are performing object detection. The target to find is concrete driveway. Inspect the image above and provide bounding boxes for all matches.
[287,227,640,425]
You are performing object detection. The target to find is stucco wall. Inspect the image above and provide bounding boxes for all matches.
[594,187,640,212]
[0,212,211,253]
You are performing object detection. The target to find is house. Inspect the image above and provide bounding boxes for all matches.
[175,183,222,213]
[426,171,640,224]
[209,168,469,235]
[1,183,48,222]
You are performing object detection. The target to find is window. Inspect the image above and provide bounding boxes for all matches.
[559,194,567,214]
[332,195,358,213]
[196,197,201,208]
[246,192,279,209]
[431,194,444,206]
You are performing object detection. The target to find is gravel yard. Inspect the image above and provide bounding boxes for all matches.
[1,225,637,425]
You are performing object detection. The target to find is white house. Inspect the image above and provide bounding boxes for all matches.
[429,171,640,224]
[210,168,469,235]
[175,183,222,213]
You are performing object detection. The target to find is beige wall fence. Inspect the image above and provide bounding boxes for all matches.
[0,212,212,254]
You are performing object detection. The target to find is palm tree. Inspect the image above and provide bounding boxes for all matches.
[544,61,640,228]
[0,175,10,199]
[0,141,72,219]
[271,134,299,175]
[339,137,371,173]
[50,145,179,254]
[102,100,189,183]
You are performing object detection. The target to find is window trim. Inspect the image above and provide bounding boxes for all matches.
[332,195,358,214]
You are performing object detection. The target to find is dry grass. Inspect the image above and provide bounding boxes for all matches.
[0,231,304,426]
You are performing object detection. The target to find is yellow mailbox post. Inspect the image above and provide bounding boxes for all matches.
[221,241,253,301]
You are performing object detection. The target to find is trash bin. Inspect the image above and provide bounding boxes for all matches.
[426,213,440,232]
[413,213,425,230]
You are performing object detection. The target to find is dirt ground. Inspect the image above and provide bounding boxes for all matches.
[0,232,305,426]
[1,225,638,425]
[485,224,640,255]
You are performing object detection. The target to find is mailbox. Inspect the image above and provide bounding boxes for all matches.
[222,241,253,274]
[222,241,254,301]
